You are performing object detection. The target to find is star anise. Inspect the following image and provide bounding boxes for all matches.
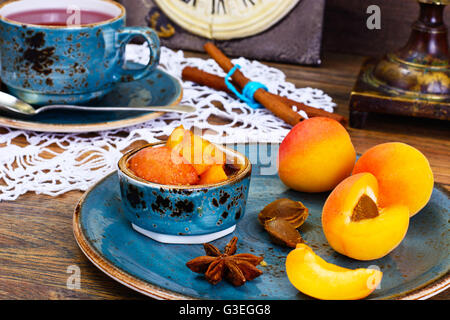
[186,237,264,286]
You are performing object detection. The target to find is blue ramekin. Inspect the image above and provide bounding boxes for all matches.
[117,142,251,244]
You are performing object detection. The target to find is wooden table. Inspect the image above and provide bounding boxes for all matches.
[0,51,448,300]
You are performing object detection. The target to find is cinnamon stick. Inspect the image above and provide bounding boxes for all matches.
[183,66,229,92]
[182,66,347,126]
[203,42,303,126]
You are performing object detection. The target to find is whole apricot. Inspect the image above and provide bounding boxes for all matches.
[352,142,433,216]
[278,117,356,192]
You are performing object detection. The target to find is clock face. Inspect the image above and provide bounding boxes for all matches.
[154,0,301,40]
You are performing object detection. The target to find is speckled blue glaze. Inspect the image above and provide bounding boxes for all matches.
[74,143,449,299]
[0,64,183,132]
[0,0,160,105]
[117,144,251,236]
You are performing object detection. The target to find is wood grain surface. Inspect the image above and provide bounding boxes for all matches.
[0,51,448,300]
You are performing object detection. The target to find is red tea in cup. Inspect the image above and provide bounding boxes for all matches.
[6,8,115,26]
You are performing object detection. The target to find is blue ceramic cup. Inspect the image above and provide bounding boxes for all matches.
[0,0,160,105]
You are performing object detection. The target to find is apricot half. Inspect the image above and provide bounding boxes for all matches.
[278,117,356,193]
[286,244,383,300]
[322,173,409,260]
[352,142,434,217]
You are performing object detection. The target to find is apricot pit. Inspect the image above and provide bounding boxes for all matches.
[351,194,379,222]
[258,198,308,228]
[264,218,304,248]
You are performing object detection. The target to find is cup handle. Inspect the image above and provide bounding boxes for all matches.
[114,27,160,82]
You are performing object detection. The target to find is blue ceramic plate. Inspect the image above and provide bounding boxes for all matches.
[0,63,182,133]
[73,144,449,300]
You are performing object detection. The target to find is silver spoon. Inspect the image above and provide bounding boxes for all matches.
[0,91,195,116]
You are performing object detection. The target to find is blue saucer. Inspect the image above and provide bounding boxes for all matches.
[0,64,182,133]
[73,144,449,299]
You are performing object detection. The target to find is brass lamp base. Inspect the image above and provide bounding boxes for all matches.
[350,59,450,128]
[349,0,449,128]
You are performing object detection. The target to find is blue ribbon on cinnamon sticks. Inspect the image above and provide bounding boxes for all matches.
[224,64,268,109]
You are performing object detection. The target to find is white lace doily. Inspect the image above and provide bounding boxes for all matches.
[0,44,336,202]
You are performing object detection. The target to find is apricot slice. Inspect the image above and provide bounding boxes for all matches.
[286,244,383,300]
[166,125,185,149]
[198,164,228,185]
[166,126,225,175]
[129,146,199,185]
[352,142,434,217]
[182,132,217,175]
[322,173,410,260]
